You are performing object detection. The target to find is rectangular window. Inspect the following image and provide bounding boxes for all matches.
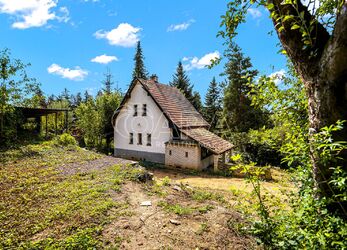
[185,152,188,158]
[147,133,151,146]
[169,150,172,156]
[142,104,147,116]
[133,104,138,116]
[129,133,133,144]
[138,133,142,145]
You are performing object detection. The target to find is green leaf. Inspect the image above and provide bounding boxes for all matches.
[291,24,300,30]
[267,3,274,10]
[283,15,294,22]
[278,26,285,32]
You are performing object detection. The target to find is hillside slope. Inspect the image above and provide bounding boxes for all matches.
[0,142,256,249]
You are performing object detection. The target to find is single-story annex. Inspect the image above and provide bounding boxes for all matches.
[112,76,233,171]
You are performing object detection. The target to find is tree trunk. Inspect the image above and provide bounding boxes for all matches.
[268,0,347,213]
[306,75,347,201]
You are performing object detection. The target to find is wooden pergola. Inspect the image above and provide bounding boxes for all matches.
[15,107,69,137]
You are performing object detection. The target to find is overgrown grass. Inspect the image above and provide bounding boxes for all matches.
[0,141,143,249]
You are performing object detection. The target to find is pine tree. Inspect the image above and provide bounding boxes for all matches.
[97,90,103,97]
[191,91,203,113]
[61,88,71,106]
[170,61,193,99]
[75,92,82,106]
[102,68,114,94]
[170,61,204,113]
[222,43,265,133]
[83,90,92,103]
[132,41,148,81]
[204,77,222,130]
[47,94,55,105]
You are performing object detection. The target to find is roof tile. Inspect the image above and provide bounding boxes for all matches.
[140,79,209,129]
[181,128,233,154]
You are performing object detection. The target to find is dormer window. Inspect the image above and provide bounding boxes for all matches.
[133,104,138,116]
[142,104,147,116]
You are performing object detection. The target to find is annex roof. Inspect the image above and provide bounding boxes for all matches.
[181,127,233,154]
[15,107,69,118]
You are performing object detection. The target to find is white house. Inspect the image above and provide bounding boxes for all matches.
[112,76,233,171]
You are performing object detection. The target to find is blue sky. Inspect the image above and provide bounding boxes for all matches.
[0,0,286,99]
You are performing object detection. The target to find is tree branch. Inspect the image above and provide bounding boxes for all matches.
[269,0,330,81]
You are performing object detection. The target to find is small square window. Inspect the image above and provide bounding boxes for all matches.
[133,104,138,116]
[147,133,151,146]
[129,133,133,144]
[185,152,188,158]
[137,133,142,145]
[142,104,147,116]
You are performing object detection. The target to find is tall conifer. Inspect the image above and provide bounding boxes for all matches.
[204,77,222,130]
[132,41,148,80]
[222,43,264,133]
[170,61,203,113]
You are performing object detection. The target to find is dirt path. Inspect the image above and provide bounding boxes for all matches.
[58,155,137,175]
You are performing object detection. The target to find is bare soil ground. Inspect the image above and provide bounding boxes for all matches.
[102,182,255,250]
[58,156,257,249]
[150,166,293,195]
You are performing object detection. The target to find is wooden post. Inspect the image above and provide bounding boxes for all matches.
[55,112,57,135]
[45,114,48,138]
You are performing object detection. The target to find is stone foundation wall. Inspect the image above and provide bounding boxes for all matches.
[114,148,165,164]
[165,143,201,169]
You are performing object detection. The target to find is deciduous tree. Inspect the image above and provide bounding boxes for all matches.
[221,0,347,210]
[0,49,39,139]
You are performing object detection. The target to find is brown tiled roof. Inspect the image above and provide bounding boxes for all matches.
[181,128,233,154]
[139,79,209,129]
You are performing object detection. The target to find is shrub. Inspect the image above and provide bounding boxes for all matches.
[55,133,77,146]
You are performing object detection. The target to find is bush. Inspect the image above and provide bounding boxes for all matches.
[55,133,77,146]
[227,132,283,167]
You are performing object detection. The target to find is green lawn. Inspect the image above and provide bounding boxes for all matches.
[0,142,145,249]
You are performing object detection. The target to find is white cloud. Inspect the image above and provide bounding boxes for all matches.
[94,23,141,47]
[47,63,88,81]
[0,0,70,29]
[184,51,220,70]
[56,6,69,23]
[269,69,286,85]
[167,19,195,32]
[182,56,189,62]
[91,54,118,64]
[247,8,262,19]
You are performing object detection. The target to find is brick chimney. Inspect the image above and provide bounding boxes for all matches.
[150,74,158,82]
